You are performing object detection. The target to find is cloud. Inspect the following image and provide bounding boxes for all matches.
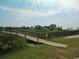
[14,0,79,13]
[29,0,79,12]
[0,6,61,18]
[0,0,79,20]
[15,0,23,2]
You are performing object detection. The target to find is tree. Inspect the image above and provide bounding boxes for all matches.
[57,26,63,30]
[34,25,42,30]
[49,24,56,30]
[0,27,3,33]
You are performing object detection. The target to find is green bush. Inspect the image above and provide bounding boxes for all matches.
[48,30,79,39]
[0,33,27,55]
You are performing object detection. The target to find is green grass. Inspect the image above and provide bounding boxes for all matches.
[0,45,58,59]
[0,44,78,59]
[49,37,79,58]
[1,34,79,59]
[50,37,79,48]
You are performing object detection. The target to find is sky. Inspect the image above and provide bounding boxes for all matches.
[0,0,79,29]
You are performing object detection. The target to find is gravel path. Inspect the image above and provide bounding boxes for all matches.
[65,35,79,39]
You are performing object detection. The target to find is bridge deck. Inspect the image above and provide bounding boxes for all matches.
[2,31,68,48]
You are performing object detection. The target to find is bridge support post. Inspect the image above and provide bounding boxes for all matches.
[37,38,39,44]
[24,33,26,39]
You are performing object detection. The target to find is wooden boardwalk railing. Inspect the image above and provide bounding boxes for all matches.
[2,31,68,48]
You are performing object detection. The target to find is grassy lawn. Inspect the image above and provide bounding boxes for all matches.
[0,44,77,59]
[49,37,79,58]
[50,37,79,48]
[0,45,58,59]
[0,33,79,59]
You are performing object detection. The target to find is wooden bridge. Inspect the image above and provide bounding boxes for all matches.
[2,31,68,48]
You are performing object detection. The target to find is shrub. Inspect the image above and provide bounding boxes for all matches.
[0,33,27,55]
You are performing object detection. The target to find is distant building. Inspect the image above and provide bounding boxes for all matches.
[49,24,56,29]
[67,28,74,31]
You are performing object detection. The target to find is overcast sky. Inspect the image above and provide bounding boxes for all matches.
[0,0,79,29]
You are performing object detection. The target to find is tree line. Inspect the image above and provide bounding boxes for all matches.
[0,24,79,39]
